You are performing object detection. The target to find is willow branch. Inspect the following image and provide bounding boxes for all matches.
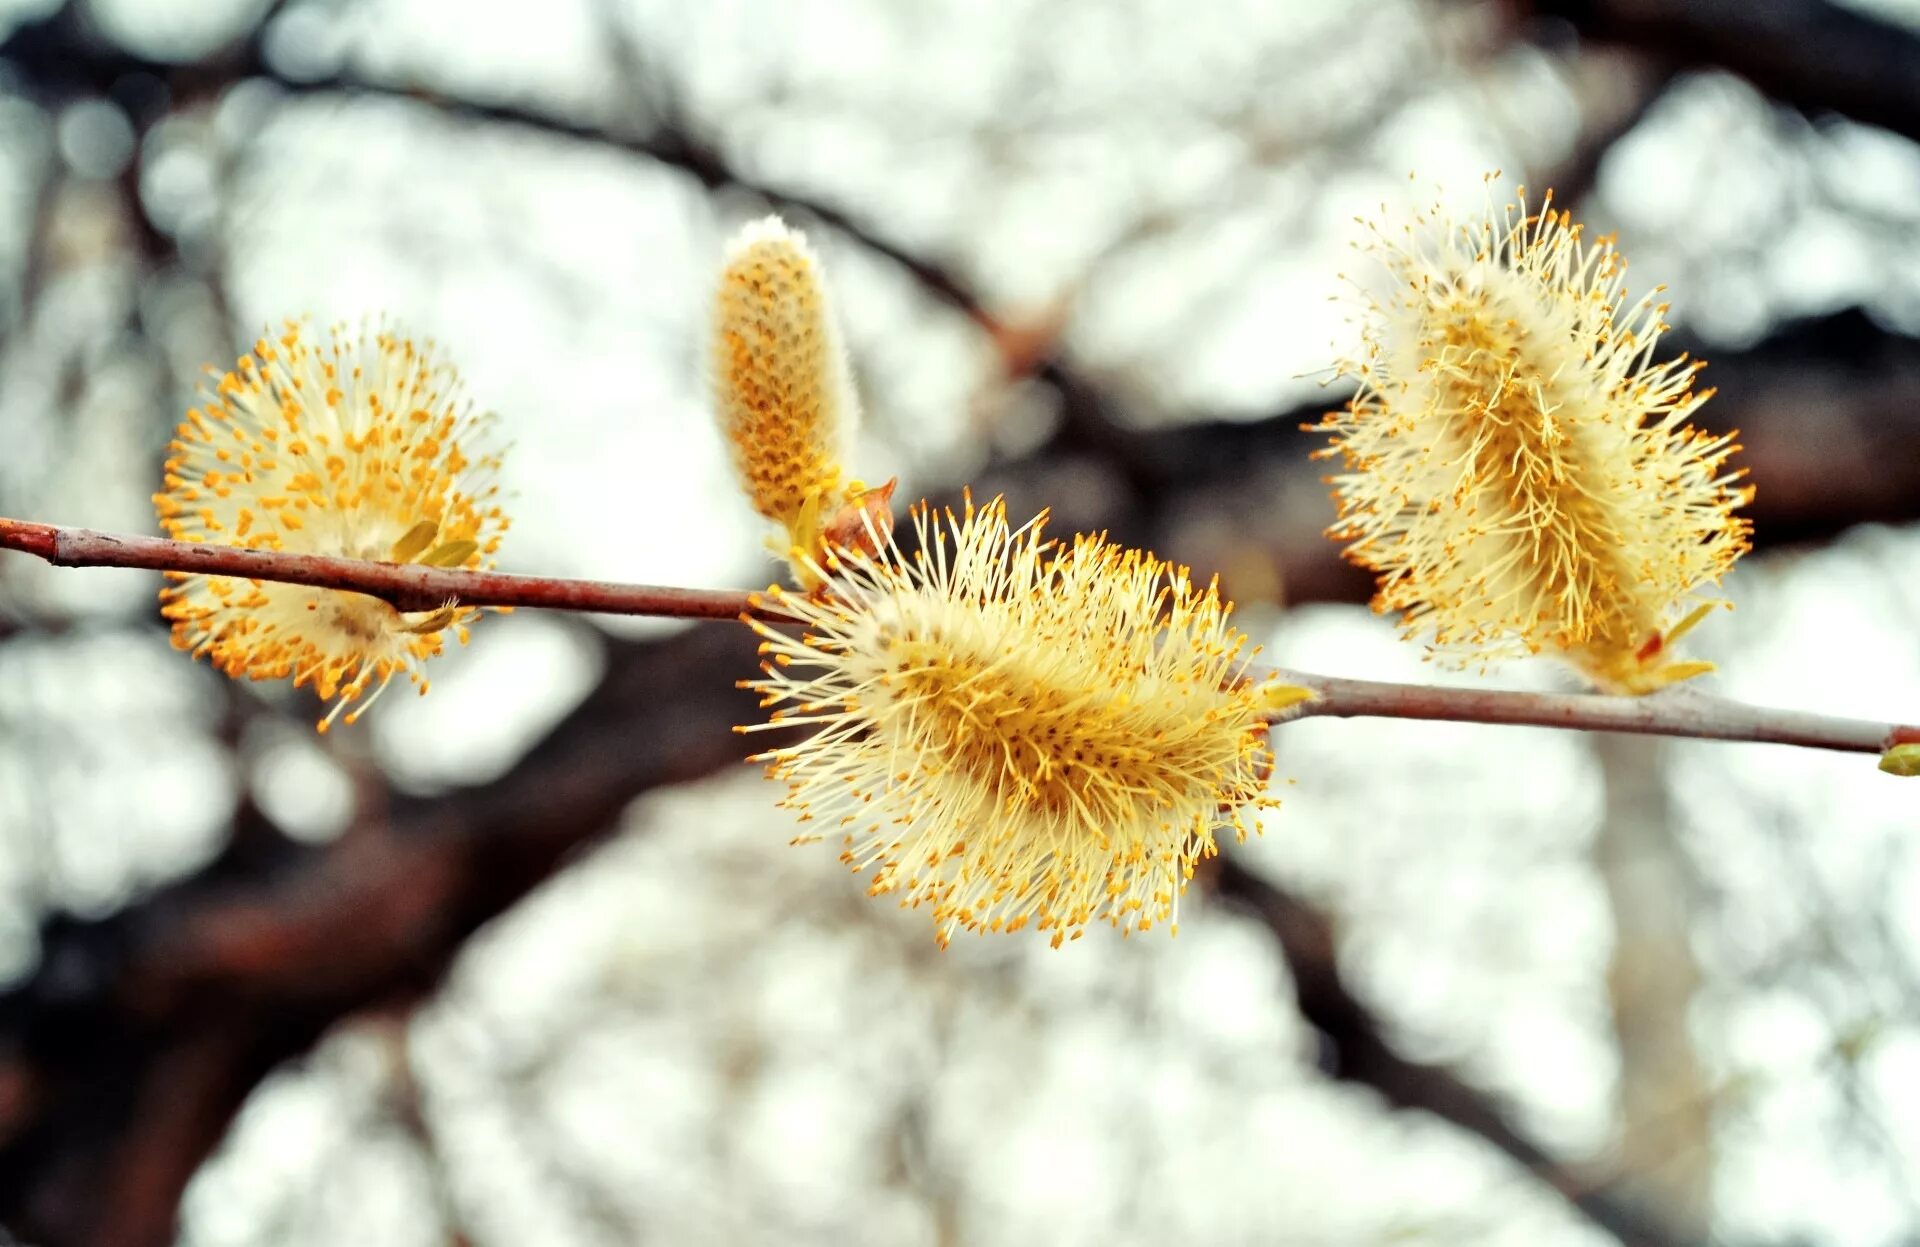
[1271,669,1919,756]
[4,516,1915,758]
[0,517,780,621]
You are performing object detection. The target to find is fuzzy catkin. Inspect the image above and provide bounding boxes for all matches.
[737,496,1281,947]
[712,216,862,574]
[1314,188,1753,693]
[155,320,508,731]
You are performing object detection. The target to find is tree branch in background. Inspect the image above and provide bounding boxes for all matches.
[0,619,761,1247]
[1210,856,1691,1247]
[1531,0,1920,145]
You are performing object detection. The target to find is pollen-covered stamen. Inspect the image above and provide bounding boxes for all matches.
[885,639,1238,832]
[737,494,1280,948]
[153,319,510,730]
[1316,185,1753,692]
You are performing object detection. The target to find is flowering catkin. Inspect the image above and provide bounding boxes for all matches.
[737,495,1284,947]
[1314,186,1753,693]
[713,216,881,581]
[155,320,508,731]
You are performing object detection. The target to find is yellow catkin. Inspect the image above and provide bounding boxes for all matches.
[154,319,508,731]
[712,216,869,582]
[1313,184,1753,693]
[737,494,1281,947]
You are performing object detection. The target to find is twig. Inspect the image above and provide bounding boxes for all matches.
[3,516,1915,758]
[1272,669,1920,756]
[0,517,779,621]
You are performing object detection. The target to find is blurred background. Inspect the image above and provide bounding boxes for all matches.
[2,0,1920,1243]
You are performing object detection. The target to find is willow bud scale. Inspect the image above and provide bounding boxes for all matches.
[737,496,1279,947]
[154,321,508,730]
[1314,188,1753,692]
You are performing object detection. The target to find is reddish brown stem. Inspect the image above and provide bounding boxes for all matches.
[0,518,56,559]
[0,517,783,620]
